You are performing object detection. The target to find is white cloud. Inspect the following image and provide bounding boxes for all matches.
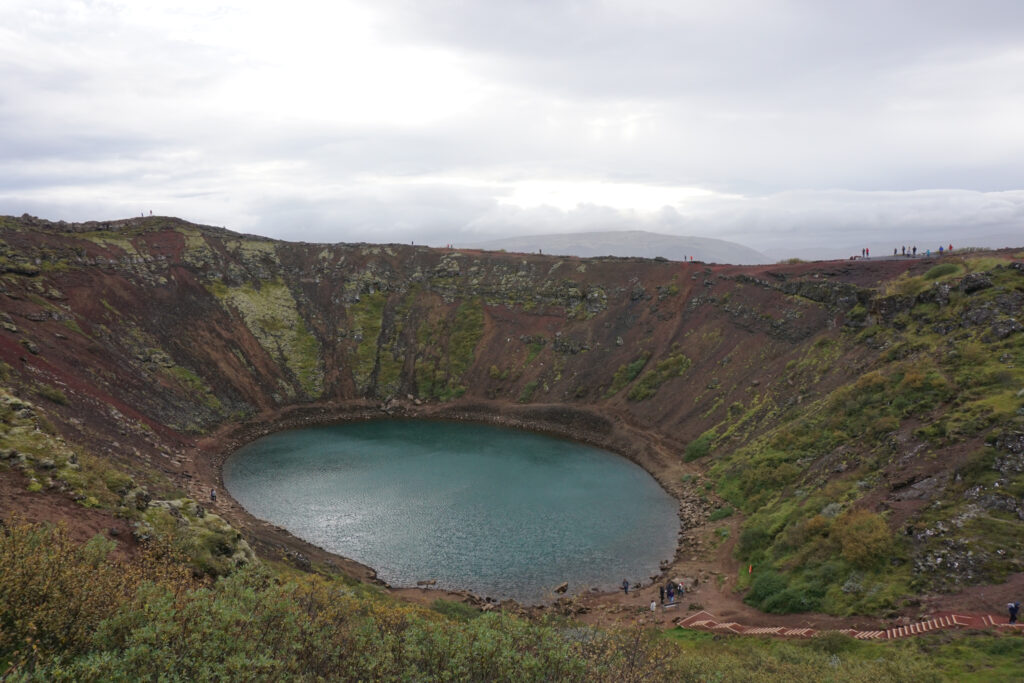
[0,0,1022,256]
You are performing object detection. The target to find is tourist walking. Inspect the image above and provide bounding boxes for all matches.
[621,579,629,595]
[210,488,217,502]
[1009,601,1020,624]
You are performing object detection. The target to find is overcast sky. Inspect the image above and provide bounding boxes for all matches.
[2,0,1022,259]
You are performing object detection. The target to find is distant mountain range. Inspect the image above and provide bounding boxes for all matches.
[468,230,769,265]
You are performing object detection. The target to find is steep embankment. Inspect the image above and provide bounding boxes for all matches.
[0,213,1022,618]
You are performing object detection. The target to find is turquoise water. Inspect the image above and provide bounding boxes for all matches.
[224,420,678,602]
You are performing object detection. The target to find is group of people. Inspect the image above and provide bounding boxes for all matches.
[620,577,688,613]
[658,581,685,605]
[858,244,955,260]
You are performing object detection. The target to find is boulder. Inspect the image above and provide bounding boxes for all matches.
[987,318,1023,341]
[554,581,569,594]
[960,272,993,294]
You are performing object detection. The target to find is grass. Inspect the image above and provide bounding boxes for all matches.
[703,258,1024,614]
[32,383,67,405]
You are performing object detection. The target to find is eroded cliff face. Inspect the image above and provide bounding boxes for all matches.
[0,215,871,439]
[1,214,1023,613]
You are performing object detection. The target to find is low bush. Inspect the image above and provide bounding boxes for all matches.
[745,570,787,607]
[834,510,893,569]
[684,430,715,462]
[708,505,734,522]
[430,598,482,622]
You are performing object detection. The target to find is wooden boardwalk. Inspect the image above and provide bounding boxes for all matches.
[674,610,1024,640]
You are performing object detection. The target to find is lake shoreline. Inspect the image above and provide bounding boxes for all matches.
[188,397,702,610]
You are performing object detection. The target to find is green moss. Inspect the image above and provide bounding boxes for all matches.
[605,351,651,397]
[628,348,691,400]
[525,340,545,364]
[32,383,68,405]
[518,380,539,403]
[210,279,323,397]
[100,299,120,317]
[61,318,85,336]
[413,298,484,401]
[140,499,255,577]
[79,233,139,255]
[179,228,217,268]
[163,366,223,413]
[349,292,388,392]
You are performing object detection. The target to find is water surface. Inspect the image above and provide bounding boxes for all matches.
[224,420,678,602]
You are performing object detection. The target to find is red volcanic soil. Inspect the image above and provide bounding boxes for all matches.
[0,469,138,560]
[1,216,1022,634]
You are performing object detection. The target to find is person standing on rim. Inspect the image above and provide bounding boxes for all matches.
[621,578,629,595]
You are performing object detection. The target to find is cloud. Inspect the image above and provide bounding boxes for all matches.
[0,1,1022,257]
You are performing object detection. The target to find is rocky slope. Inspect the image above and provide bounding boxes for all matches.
[0,213,1021,616]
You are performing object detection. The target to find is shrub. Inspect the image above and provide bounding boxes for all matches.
[708,505,734,522]
[0,519,192,671]
[834,510,892,569]
[737,525,772,557]
[810,631,859,655]
[430,598,481,622]
[684,430,715,462]
[745,570,787,606]
[761,586,822,613]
